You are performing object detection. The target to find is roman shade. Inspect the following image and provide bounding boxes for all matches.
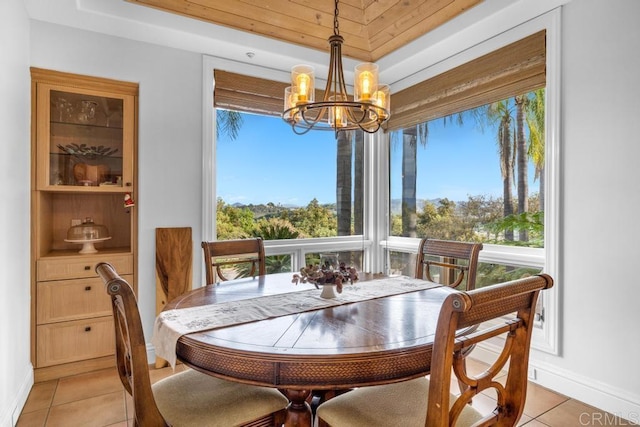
[386,30,546,131]
[213,70,287,117]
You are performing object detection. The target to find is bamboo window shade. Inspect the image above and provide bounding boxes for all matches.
[385,30,546,131]
[214,70,337,118]
[214,70,287,117]
[213,30,545,128]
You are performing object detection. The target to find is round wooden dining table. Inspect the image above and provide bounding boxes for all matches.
[163,272,457,427]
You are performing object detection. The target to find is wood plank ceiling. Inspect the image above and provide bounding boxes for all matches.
[127,0,483,62]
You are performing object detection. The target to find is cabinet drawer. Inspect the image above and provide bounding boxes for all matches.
[36,316,115,368]
[37,254,133,281]
[37,275,132,324]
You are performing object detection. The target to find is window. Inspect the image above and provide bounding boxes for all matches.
[215,109,365,273]
[384,30,547,283]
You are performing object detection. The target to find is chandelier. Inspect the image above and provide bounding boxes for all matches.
[282,0,390,135]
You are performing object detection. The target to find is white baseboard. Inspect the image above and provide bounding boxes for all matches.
[472,344,640,424]
[1,363,34,427]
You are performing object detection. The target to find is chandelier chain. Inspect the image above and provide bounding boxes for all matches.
[334,0,340,36]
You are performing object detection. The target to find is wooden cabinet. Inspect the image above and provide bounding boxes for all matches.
[30,68,138,381]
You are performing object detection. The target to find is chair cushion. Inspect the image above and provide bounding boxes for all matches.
[316,377,483,427]
[153,369,288,427]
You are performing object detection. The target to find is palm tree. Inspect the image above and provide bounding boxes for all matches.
[515,95,529,241]
[487,100,515,241]
[336,130,352,237]
[216,109,243,140]
[526,89,545,212]
[398,124,428,237]
[353,131,364,268]
[401,127,418,237]
[249,218,300,274]
[353,131,364,236]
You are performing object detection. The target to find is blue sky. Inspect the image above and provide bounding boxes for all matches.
[217,113,339,206]
[216,112,540,206]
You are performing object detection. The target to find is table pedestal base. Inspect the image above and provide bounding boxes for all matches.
[283,389,312,427]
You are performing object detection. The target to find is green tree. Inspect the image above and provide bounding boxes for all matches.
[458,195,503,241]
[253,218,300,240]
[487,212,544,248]
[249,218,300,274]
[390,212,403,236]
[216,198,255,239]
[281,199,336,237]
[416,198,477,241]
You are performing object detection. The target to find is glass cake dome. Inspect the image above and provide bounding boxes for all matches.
[65,218,111,254]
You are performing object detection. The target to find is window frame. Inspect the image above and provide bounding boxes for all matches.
[202,8,560,355]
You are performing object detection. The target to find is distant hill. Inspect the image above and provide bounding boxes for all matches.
[231,199,449,216]
[231,201,336,219]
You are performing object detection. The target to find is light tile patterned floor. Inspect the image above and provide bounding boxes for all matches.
[17,359,630,426]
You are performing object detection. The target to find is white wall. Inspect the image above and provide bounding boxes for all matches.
[29,21,204,349]
[545,0,640,413]
[0,1,33,426]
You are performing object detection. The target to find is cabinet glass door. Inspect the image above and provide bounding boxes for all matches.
[38,86,134,190]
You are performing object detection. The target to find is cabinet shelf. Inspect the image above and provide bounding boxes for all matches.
[49,153,124,160]
[40,247,132,259]
[51,120,124,131]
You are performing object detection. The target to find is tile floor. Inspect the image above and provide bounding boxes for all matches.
[17,358,631,427]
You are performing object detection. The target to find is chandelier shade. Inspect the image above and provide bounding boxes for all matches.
[282,0,390,135]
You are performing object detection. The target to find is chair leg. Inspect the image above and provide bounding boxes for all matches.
[457,358,473,404]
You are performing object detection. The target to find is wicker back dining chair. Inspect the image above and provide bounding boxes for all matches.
[201,237,266,285]
[95,262,288,427]
[415,238,483,291]
[317,273,554,427]
[416,238,483,398]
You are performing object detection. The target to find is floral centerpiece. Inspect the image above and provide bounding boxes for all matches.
[292,261,358,295]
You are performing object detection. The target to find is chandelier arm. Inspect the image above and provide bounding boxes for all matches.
[300,106,329,127]
[322,38,338,102]
[334,38,350,100]
[291,123,314,135]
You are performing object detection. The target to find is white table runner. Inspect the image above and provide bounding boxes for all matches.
[152,275,439,368]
